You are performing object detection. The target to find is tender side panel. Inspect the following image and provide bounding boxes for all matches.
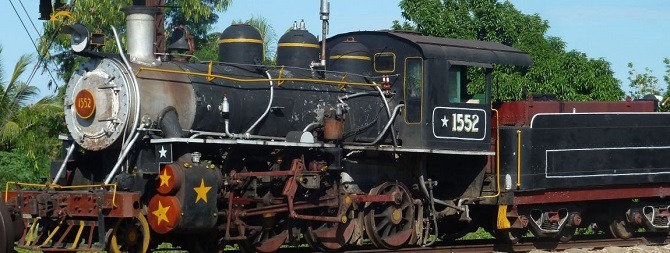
[501,113,670,191]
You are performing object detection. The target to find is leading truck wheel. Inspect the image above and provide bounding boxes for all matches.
[108,213,151,253]
[0,200,15,253]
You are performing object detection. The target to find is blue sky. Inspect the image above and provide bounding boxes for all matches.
[2,0,669,100]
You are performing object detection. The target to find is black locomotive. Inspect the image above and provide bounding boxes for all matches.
[2,2,670,253]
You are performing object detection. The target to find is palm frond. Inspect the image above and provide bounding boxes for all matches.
[0,121,21,144]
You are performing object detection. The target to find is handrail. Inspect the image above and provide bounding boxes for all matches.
[516,129,522,189]
[135,66,380,89]
[482,108,501,198]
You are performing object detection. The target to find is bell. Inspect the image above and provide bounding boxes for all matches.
[167,27,191,52]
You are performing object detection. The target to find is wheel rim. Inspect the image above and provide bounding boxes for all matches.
[0,200,15,253]
[240,215,289,253]
[304,211,354,252]
[364,182,415,249]
[109,213,151,253]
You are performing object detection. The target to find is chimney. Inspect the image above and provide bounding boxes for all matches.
[123,6,159,65]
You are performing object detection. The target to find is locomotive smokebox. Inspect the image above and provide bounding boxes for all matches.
[123,6,159,65]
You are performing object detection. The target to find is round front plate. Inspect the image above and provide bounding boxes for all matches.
[74,89,96,119]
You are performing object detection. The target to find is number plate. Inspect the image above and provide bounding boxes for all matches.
[432,107,487,140]
[74,89,96,119]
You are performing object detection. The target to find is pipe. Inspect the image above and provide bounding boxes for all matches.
[159,109,182,138]
[52,142,76,185]
[375,85,398,147]
[344,104,403,146]
[245,71,275,134]
[302,122,321,132]
[336,91,376,105]
[223,120,285,141]
[111,26,142,150]
[104,125,145,184]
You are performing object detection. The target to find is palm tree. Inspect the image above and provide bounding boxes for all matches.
[0,47,40,147]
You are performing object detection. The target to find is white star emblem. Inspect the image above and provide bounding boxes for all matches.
[159,146,167,158]
[441,115,449,127]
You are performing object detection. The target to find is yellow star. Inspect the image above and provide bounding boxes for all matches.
[152,200,171,226]
[193,179,212,204]
[159,169,171,187]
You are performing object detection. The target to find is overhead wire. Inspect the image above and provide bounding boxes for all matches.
[8,0,69,93]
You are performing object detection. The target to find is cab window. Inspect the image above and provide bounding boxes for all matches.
[404,58,423,123]
[374,52,396,73]
[448,65,487,104]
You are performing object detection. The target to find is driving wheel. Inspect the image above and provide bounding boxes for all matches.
[364,182,415,249]
[239,214,289,253]
[108,213,151,253]
[304,208,355,252]
[0,200,15,253]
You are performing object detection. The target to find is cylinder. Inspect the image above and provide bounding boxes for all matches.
[123,6,158,64]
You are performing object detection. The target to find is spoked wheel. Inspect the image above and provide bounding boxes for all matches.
[364,182,415,250]
[108,213,151,253]
[304,208,355,252]
[609,211,635,240]
[239,214,289,253]
[0,200,15,253]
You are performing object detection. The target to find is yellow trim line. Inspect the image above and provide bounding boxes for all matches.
[218,38,263,44]
[136,67,380,89]
[329,55,371,61]
[278,42,319,48]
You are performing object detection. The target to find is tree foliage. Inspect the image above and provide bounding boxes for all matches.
[39,0,232,83]
[395,0,625,101]
[0,47,65,187]
[194,17,277,65]
[627,62,661,99]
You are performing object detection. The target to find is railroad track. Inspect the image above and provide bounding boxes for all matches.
[270,234,670,253]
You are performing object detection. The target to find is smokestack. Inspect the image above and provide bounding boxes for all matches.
[123,6,159,65]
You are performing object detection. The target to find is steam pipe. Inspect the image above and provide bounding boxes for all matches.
[52,142,76,185]
[159,109,182,138]
[344,104,403,146]
[245,71,275,134]
[375,85,398,147]
[104,124,145,184]
[111,26,142,150]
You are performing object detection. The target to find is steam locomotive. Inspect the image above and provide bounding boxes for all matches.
[2,2,670,253]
